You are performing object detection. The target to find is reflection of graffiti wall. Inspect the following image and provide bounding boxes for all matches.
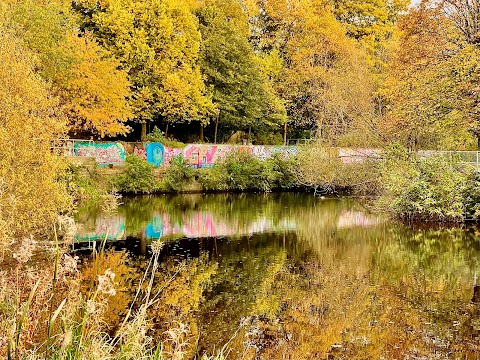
[75,214,125,241]
[74,142,125,167]
[337,211,379,228]
[75,211,295,242]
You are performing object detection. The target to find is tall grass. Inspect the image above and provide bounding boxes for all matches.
[0,226,228,360]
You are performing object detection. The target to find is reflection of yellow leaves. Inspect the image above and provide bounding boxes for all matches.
[81,250,138,331]
[147,254,217,359]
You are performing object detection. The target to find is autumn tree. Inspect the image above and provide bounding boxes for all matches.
[249,0,377,144]
[440,0,480,146]
[442,0,480,45]
[73,0,215,140]
[9,0,133,137]
[0,18,71,241]
[196,0,285,143]
[330,0,408,72]
[381,2,477,149]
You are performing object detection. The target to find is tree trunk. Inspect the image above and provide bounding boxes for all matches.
[283,121,287,145]
[214,113,219,144]
[472,285,480,303]
[199,122,204,142]
[141,122,147,141]
[248,126,251,144]
[165,123,169,138]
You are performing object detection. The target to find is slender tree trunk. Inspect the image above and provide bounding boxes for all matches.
[283,121,287,145]
[165,123,169,138]
[141,122,147,141]
[248,126,251,144]
[199,122,204,142]
[214,113,219,144]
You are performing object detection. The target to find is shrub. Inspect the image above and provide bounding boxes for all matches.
[146,126,186,148]
[264,153,299,190]
[377,146,469,222]
[462,170,480,220]
[163,155,196,191]
[114,154,156,194]
[293,144,380,195]
[67,163,114,202]
[196,151,299,192]
[221,151,267,191]
[196,166,229,191]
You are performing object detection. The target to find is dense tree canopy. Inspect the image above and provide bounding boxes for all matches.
[2,0,479,146]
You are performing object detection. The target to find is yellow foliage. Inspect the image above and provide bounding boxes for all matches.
[0,23,71,242]
[81,250,139,330]
[62,33,133,137]
[84,0,215,125]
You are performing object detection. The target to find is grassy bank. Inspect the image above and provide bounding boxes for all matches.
[70,145,480,223]
[71,151,300,200]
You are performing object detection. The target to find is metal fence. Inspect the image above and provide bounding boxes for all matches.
[51,139,93,156]
[418,150,480,167]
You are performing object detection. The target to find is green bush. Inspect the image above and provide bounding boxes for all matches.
[263,153,298,190]
[114,154,156,194]
[196,151,298,192]
[163,155,196,191]
[377,146,469,222]
[463,170,480,220]
[67,163,114,202]
[146,126,186,148]
[196,166,229,191]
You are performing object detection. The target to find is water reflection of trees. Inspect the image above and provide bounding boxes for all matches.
[77,196,480,359]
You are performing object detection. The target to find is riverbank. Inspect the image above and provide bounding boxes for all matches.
[70,145,480,224]
[70,151,302,200]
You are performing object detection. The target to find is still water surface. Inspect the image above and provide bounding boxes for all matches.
[75,193,480,359]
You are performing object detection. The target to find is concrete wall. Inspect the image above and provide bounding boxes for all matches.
[72,141,300,168]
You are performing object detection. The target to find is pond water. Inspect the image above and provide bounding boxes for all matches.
[75,193,480,359]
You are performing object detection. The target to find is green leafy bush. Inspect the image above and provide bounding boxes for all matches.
[146,126,186,148]
[163,155,196,191]
[377,146,469,222]
[114,154,156,194]
[197,151,298,192]
[463,170,480,220]
[196,166,229,191]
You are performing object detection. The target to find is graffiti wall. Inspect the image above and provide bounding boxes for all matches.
[72,141,299,168]
[123,143,147,161]
[337,148,381,164]
[253,146,299,161]
[182,144,253,168]
[163,147,183,166]
[74,142,126,167]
